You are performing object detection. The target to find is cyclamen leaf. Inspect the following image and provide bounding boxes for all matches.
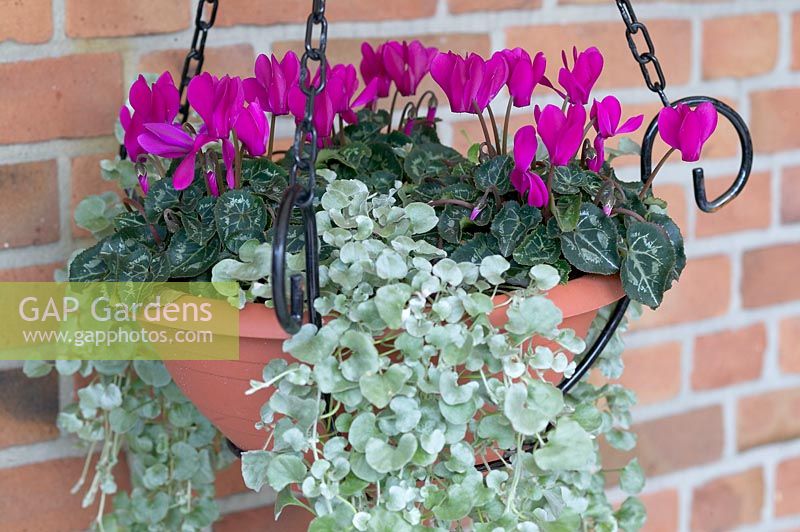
[474,155,513,194]
[649,212,686,287]
[491,201,541,256]
[214,189,268,252]
[553,194,582,232]
[450,233,499,264]
[513,225,561,266]
[166,231,220,278]
[560,202,621,274]
[621,220,676,308]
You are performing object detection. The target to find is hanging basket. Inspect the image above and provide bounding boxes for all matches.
[164,274,624,451]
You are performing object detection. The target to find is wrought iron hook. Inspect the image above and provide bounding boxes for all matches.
[271,184,321,334]
[640,96,754,213]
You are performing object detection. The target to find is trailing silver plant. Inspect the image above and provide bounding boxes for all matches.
[238,178,646,531]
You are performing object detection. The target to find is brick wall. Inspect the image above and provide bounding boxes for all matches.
[1,1,799,530]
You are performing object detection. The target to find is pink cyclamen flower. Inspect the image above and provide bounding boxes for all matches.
[234,100,270,157]
[119,72,180,161]
[502,48,546,108]
[243,52,300,116]
[658,102,718,162]
[382,40,438,97]
[360,42,392,98]
[137,74,246,190]
[587,96,644,172]
[327,64,380,124]
[509,125,548,208]
[558,46,604,105]
[535,103,587,167]
[137,123,211,190]
[430,51,509,114]
[288,64,378,142]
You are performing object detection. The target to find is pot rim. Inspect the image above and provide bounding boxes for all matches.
[238,273,624,340]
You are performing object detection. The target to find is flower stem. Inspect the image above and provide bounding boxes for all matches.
[544,165,555,219]
[639,148,676,199]
[486,104,502,155]
[473,102,497,157]
[267,114,276,160]
[429,198,474,210]
[502,98,513,155]
[387,89,400,133]
[612,207,647,223]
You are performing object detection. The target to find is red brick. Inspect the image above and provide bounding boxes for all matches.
[217,1,436,26]
[0,263,61,282]
[695,171,771,237]
[702,14,778,79]
[449,0,541,14]
[0,0,52,44]
[215,504,313,531]
[604,406,723,477]
[737,387,800,450]
[0,161,60,249]
[780,316,800,374]
[781,165,800,224]
[750,89,800,154]
[0,53,123,144]
[71,152,120,238]
[692,324,766,390]
[506,20,691,90]
[0,456,131,531]
[634,255,730,329]
[776,456,800,517]
[138,44,256,81]
[66,0,190,38]
[0,369,59,448]
[691,467,764,531]
[615,342,682,406]
[742,244,800,308]
[641,489,680,532]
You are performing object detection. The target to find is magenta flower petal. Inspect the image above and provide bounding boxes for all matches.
[234,101,269,157]
[658,102,718,162]
[222,140,236,190]
[187,73,217,129]
[527,172,548,208]
[138,124,194,158]
[558,46,604,105]
[504,49,546,108]
[657,106,683,149]
[535,104,585,167]
[360,42,392,98]
[694,101,719,143]
[513,125,538,171]
[617,114,644,135]
[173,151,197,190]
[588,135,606,173]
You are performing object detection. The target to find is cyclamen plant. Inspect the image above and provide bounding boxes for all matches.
[35,37,719,532]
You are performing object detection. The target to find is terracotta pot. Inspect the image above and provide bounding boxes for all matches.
[165,274,625,452]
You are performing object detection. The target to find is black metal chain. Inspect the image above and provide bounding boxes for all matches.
[289,0,328,207]
[615,0,670,107]
[271,0,327,335]
[178,0,220,123]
